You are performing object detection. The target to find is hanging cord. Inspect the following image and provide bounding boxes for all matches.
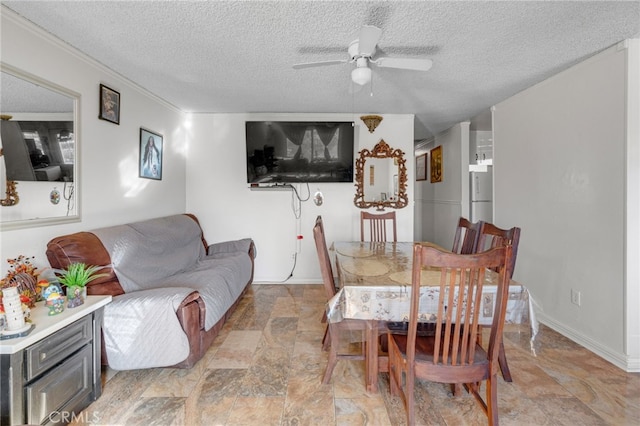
[288,182,310,219]
[370,74,375,97]
[63,181,74,216]
[275,252,297,283]
[270,182,310,281]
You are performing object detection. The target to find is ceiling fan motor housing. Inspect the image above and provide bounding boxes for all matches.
[349,40,375,60]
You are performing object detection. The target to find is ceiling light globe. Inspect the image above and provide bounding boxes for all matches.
[351,67,371,86]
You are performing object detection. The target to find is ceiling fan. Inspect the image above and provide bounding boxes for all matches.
[293,25,433,86]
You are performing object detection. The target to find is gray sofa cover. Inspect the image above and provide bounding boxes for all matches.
[46,214,255,370]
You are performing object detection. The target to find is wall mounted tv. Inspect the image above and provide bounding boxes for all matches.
[246,121,355,185]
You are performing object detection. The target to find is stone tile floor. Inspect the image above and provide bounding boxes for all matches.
[72,284,639,425]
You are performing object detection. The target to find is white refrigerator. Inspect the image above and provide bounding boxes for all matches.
[470,166,493,222]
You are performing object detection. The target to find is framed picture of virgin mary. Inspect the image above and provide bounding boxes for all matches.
[139,128,163,180]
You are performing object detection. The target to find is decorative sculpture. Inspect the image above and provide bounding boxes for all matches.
[360,115,383,133]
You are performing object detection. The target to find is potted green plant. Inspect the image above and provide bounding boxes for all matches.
[55,263,107,308]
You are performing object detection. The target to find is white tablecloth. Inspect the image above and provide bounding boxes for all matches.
[328,241,538,344]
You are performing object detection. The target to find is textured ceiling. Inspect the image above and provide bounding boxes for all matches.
[1,71,74,113]
[2,1,639,140]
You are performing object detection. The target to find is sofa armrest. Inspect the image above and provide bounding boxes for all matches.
[103,287,197,369]
[207,238,255,258]
[46,231,124,296]
[176,289,206,327]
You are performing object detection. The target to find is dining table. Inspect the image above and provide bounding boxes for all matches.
[327,241,537,393]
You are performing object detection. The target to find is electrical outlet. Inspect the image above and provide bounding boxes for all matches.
[571,289,581,306]
[291,253,296,259]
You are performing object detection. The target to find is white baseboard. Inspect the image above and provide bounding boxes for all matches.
[537,312,639,372]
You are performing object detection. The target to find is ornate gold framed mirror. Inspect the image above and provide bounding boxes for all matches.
[354,139,408,210]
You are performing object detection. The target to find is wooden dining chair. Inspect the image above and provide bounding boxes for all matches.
[387,244,512,426]
[360,211,397,242]
[313,216,334,350]
[477,222,521,279]
[451,216,483,254]
[313,215,367,383]
[476,221,521,383]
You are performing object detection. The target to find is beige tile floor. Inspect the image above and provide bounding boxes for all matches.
[72,284,639,425]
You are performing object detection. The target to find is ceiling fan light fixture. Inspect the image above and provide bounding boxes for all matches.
[351,66,371,86]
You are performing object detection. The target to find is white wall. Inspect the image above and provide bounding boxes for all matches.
[414,122,469,248]
[624,39,640,371]
[186,113,414,282]
[493,41,639,371]
[0,9,187,272]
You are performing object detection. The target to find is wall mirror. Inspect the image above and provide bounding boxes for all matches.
[0,63,80,230]
[354,139,408,210]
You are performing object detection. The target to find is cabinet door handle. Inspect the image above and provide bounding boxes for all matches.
[40,352,47,361]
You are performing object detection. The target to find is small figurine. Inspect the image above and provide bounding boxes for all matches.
[1,286,26,330]
[43,283,65,316]
[36,279,50,302]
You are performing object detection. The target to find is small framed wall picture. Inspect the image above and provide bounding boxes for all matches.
[416,153,427,181]
[139,128,163,180]
[99,84,120,124]
[430,145,443,183]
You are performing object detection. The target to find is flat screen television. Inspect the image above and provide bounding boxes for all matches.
[246,121,354,185]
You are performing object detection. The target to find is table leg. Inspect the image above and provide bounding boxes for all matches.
[365,320,379,393]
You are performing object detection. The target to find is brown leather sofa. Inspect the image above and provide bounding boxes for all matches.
[46,213,256,369]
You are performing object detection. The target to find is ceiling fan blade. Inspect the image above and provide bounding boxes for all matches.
[358,25,382,56]
[292,59,348,69]
[375,57,433,72]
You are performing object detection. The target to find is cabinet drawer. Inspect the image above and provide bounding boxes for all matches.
[26,343,93,426]
[25,315,92,381]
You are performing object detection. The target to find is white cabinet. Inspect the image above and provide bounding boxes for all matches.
[0,296,110,425]
[470,131,493,165]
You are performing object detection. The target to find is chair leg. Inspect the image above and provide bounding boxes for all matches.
[451,383,463,396]
[498,341,513,382]
[322,329,338,385]
[322,324,330,351]
[322,323,342,384]
[388,339,401,396]
[322,345,338,384]
[486,373,498,426]
[405,370,415,426]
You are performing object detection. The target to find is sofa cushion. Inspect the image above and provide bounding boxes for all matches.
[92,215,205,293]
[153,251,253,330]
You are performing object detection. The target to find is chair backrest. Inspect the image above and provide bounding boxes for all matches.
[477,222,521,279]
[451,217,483,254]
[313,215,338,300]
[360,211,397,242]
[407,244,511,368]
